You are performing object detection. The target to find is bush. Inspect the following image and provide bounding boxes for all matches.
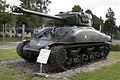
[111,43,120,51]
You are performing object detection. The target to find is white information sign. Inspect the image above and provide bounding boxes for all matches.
[37,49,51,64]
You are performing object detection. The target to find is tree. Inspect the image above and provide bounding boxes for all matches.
[0,0,15,32]
[92,15,104,30]
[113,26,120,39]
[72,5,82,12]
[0,0,10,24]
[85,9,104,30]
[106,8,115,20]
[104,8,116,37]
[85,9,92,15]
[20,0,51,12]
[0,0,9,12]
[18,0,51,30]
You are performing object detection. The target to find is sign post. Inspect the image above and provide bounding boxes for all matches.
[34,49,51,77]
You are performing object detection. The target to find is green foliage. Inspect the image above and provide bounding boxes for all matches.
[114,32,120,39]
[85,9,93,15]
[20,0,51,12]
[0,0,10,24]
[0,0,16,32]
[85,9,104,30]
[106,8,115,20]
[0,0,9,12]
[72,5,82,12]
[103,8,116,37]
[17,0,51,29]
[92,15,103,30]
[111,42,120,51]
[104,19,115,35]
[0,12,14,24]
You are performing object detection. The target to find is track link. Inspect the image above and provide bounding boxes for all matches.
[45,43,110,71]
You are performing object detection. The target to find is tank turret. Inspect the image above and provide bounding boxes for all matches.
[12,6,92,27]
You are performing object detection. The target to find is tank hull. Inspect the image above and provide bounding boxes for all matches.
[16,26,111,71]
[17,41,110,71]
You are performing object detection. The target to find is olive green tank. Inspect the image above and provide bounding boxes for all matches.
[12,6,111,71]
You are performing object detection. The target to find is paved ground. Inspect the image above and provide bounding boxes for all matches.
[0,42,20,50]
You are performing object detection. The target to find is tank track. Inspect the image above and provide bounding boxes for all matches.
[16,41,110,72]
[45,42,110,72]
[16,41,38,62]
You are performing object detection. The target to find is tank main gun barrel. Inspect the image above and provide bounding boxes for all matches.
[11,6,63,20]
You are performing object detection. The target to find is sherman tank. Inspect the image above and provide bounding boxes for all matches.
[12,6,111,71]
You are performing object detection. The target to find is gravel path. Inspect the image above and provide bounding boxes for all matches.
[0,58,118,80]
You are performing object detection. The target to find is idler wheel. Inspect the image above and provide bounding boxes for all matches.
[16,41,27,58]
[16,41,38,62]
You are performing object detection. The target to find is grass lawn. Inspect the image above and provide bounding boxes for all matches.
[69,51,120,80]
[70,62,120,80]
[0,67,24,80]
[0,50,120,80]
[108,51,120,60]
[0,49,20,61]
[112,41,120,45]
[0,49,44,80]
[0,67,44,80]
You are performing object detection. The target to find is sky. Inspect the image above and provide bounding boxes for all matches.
[6,0,120,26]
